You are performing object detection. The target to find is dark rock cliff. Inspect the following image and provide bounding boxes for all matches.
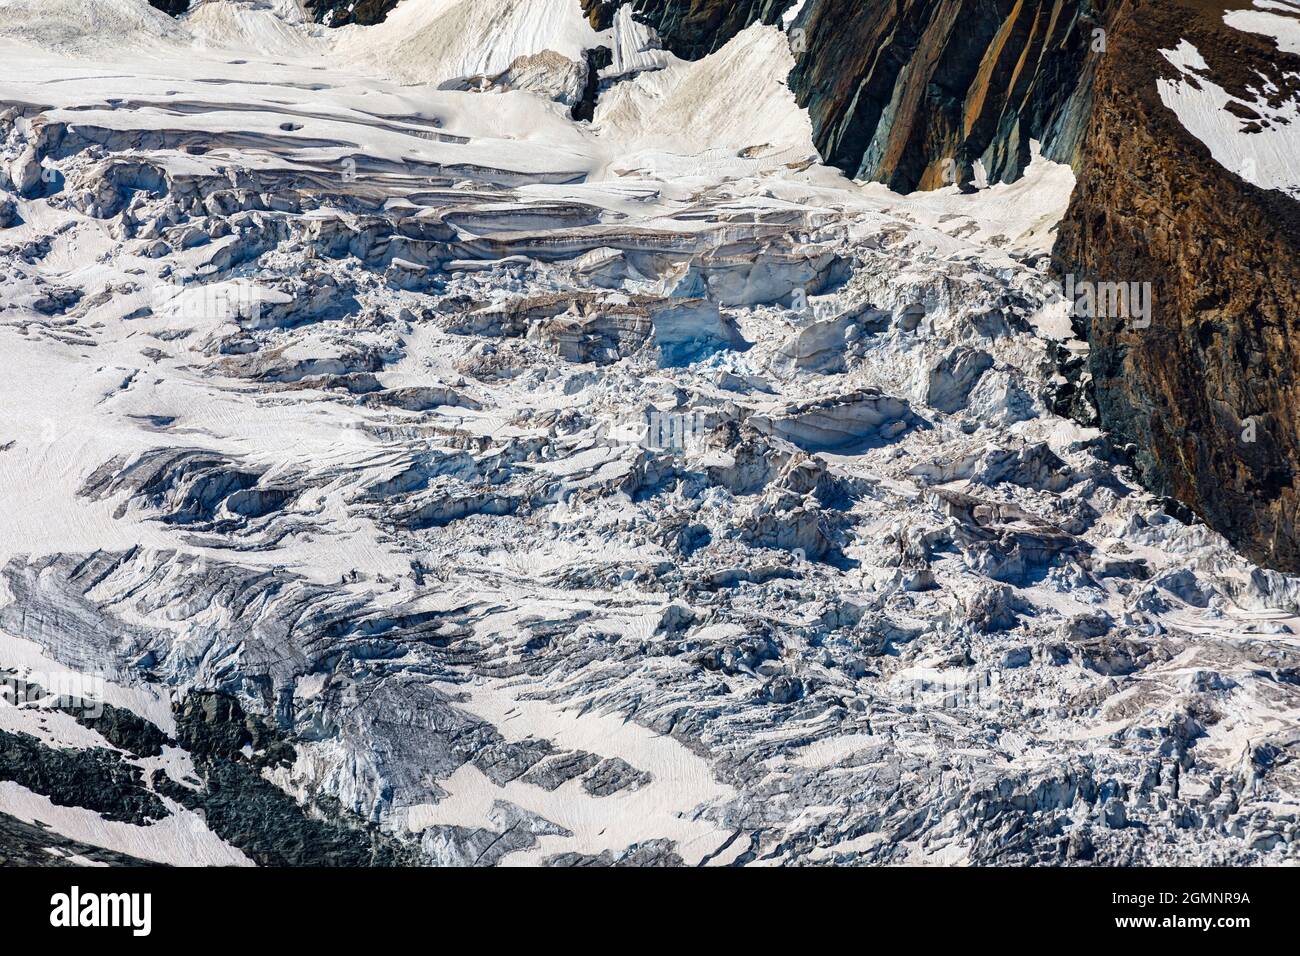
[147,0,190,15]
[787,0,1105,190]
[1054,0,1300,570]
[581,0,1104,191]
[581,0,796,57]
[302,0,403,27]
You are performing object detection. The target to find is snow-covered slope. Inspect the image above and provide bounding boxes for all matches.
[0,0,188,53]
[593,22,816,172]
[1,0,1298,866]
[335,0,601,94]
[1158,32,1300,198]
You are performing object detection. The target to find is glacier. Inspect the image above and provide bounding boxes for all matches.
[0,0,1298,867]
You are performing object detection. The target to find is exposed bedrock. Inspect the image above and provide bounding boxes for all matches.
[303,0,401,27]
[582,0,797,57]
[0,811,158,867]
[582,0,1103,190]
[1053,0,1300,571]
[789,0,1106,189]
[147,0,190,16]
[301,0,1100,191]
[5,0,1300,867]
[0,731,168,826]
[314,0,1096,190]
[606,0,1300,572]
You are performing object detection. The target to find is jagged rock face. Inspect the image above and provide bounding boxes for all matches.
[581,0,1101,190]
[147,0,189,15]
[303,0,401,27]
[1,810,158,866]
[581,0,795,57]
[787,0,1105,189]
[1054,0,1300,571]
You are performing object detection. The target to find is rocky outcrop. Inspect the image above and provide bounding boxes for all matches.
[787,0,1105,189]
[1054,0,1300,571]
[0,731,168,826]
[0,812,158,867]
[306,0,1094,188]
[580,0,1102,190]
[581,0,795,58]
[303,0,400,27]
[156,691,420,867]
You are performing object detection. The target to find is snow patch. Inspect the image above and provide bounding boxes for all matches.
[1225,2,1300,54]
[1157,38,1300,199]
